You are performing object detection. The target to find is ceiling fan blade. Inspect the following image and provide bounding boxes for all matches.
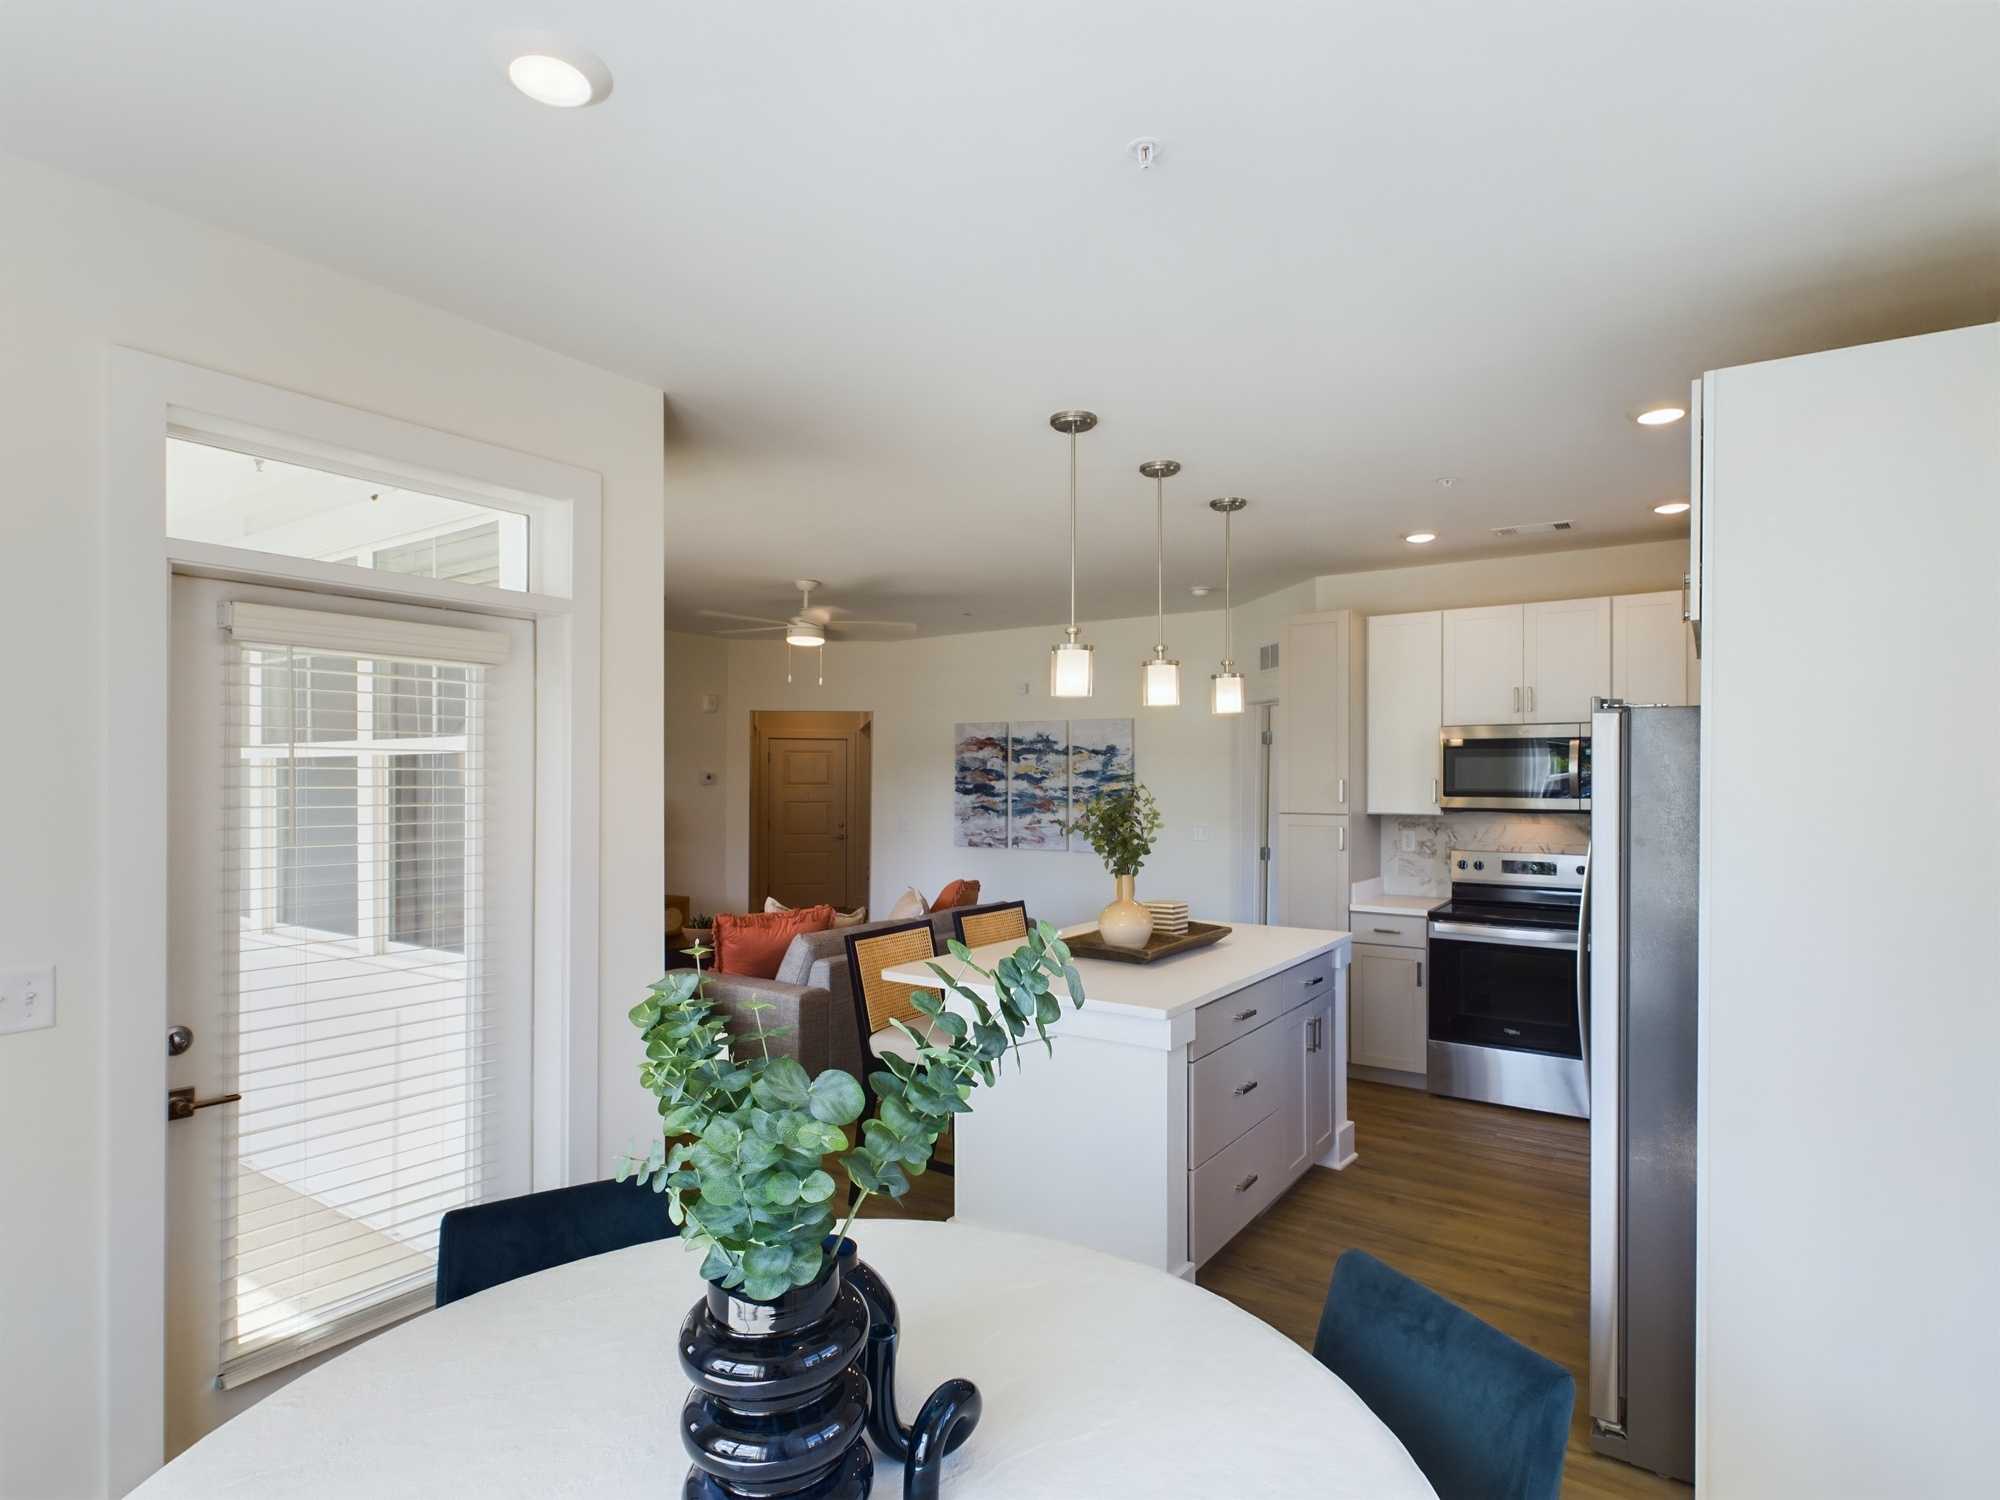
[713,625,788,636]
[828,619,918,631]
[698,608,789,627]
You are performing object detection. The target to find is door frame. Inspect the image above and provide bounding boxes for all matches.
[102,350,604,1495]
[747,710,871,911]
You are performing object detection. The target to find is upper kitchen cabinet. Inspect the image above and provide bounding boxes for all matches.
[1611,590,1694,705]
[1523,596,1611,720]
[1443,598,1610,724]
[1367,610,1443,814]
[1441,604,1523,724]
[1279,610,1367,815]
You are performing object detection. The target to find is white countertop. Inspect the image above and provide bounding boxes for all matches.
[1348,894,1445,918]
[885,922,1349,1023]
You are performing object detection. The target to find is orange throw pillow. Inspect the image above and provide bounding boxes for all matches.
[931,879,981,911]
[714,905,835,979]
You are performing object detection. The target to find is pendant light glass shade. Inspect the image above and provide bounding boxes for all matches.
[1209,496,1248,716]
[1051,636,1095,697]
[1137,458,1182,708]
[1049,410,1098,698]
[1210,668,1246,715]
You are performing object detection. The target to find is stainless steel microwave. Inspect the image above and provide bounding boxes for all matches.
[1438,723,1591,811]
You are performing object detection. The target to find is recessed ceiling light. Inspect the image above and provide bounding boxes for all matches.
[1634,406,1686,427]
[1653,500,1692,515]
[1189,584,1214,598]
[1404,531,1438,545]
[507,50,611,108]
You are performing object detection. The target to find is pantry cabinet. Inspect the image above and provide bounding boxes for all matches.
[1276,813,1350,933]
[1366,611,1443,814]
[1278,610,1367,816]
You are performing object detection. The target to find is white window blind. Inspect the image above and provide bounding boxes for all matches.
[215,603,515,1386]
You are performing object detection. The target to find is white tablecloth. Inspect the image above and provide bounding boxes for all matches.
[135,1220,1435,1498]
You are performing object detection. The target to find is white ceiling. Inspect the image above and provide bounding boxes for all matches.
[4,2,1994,636]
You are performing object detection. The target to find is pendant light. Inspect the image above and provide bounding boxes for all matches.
[1209,497,1248,715]
[1048,410,1098,698]
[1138,459,1182,706]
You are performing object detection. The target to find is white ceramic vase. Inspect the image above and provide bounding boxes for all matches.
[1098,874,1155,950]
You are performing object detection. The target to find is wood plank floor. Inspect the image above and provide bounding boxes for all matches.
[858,1079,1690,1499]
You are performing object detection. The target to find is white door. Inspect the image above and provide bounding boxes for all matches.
[1523,596,1611,720]
[1276,813,1349,931]
[1366,610,1443,814]
[166,577,534,1453]
[1441,604,1524,725]
[1611,591,1691,705]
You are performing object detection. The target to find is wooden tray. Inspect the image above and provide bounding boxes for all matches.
[1067,920,1232,964]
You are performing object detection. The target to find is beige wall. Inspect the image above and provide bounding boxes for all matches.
[665,630,732,921]
[0,150,664,1498]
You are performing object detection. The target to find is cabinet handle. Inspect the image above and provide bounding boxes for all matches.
[1235,1173,1261,1194]
[1337,777,1346,805]
[1232,1008,1258,1023]
[1372,927,1398,935]
[1233,1080,1260,1097]
[1338,825,1346,852]
[1433,776,1440,805]
[1527,685,1536,714]
[1304,974,1324,987]
[1416,962,1423,988]
[1513,685,1521,713]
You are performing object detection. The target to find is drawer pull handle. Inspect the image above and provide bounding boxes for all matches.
[1304,975,1324,987]
[1373,927,1398,935]
[1233,1080,1260,1097]
[1232,1008,1259,1023]
[1235,1173,1260,1194]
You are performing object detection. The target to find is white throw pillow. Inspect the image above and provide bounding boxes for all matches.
[885,885,929,920]
[766,895,869,927]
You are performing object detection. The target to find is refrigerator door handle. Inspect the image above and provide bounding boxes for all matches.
[1587,706,1624,1436]
[1577,838,1592,1084]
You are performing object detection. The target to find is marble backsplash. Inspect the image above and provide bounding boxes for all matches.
[1380,813,1591,898]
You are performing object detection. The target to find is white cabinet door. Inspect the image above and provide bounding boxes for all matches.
[1442,604,1524,725]
[1279,615,1350,814]
[1367,611,1443,814]
[1350,942,1427,1073]
[1611,591,1690,705]
[1524,596,1611,721]
[1276,814,1349,932]
[1304,992,1335,1161]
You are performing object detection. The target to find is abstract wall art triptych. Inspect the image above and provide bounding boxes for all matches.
[952,719,1136,850]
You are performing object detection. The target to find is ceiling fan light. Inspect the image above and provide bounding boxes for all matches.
[1051,639,1094,698]
[1211,668,1246,716]
[785,618,825,648]
[1141,654,1182,708]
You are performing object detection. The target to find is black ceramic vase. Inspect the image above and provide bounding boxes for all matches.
[843,1246,981,1500]
[678,1250,875,1500]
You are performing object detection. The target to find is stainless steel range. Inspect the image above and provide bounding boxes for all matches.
[1426,848,1589,1118]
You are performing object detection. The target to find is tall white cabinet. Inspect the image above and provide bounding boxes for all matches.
[1276,610,1372,934]
[1367,611,1443,815]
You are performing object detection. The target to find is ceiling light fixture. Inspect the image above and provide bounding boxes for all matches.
[1049,411,1099,698]
[506,49,611,108]
[1404,531,1438,545]
[1653,500,1691,515]
[1209,498,1248,716]
[1634,405,1686,427]
[1138,459,1183,708]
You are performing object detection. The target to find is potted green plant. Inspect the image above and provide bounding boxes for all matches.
[620,925,1085,1498]
[1063,782,1163,949]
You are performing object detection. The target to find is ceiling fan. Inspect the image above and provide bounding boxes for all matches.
[698,580,917,648]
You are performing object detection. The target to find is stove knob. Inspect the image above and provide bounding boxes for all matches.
[1575,864,1585,875]
[1473,860,1485,871]
[1456,859,1468,870]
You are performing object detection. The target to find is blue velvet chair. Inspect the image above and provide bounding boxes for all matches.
[1312,1250,1573,1500]
[435,1179,677,1306]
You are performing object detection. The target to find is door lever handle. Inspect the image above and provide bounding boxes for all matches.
[168,1086,241,1122]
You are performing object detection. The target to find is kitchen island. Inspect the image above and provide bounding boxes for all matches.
[884,923,1353,1277]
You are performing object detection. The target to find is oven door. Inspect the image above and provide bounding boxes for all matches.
[1439,724,1587,810]
[1427,920,1583,1058]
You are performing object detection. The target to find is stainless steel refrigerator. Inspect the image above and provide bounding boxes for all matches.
[1586,702,1697,1483]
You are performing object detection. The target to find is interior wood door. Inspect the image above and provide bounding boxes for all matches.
[1442,604,1525,725]
[1524,596,1611,720]
[764,737,851,908]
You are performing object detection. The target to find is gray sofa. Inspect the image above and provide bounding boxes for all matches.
[701,909,970,1081]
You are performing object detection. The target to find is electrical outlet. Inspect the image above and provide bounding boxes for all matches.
[1191,824,1210,843]
[0,966,56,1036]
[1401,828,1418,852]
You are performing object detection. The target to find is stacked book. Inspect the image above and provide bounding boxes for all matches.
[1143,900,1191,937]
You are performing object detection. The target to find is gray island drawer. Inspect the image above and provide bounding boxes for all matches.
[1188,1016,1286,1166]
[1189,950,1335,1061]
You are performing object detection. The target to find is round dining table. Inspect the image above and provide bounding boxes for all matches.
[134,1220,1435,1498]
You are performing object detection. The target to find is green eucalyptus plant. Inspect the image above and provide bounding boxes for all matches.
[1063,782,1163,878]
[618,923,1085,1303]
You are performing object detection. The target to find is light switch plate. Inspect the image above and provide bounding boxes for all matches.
[0,966,56,1035]
[1401,828,1418,852]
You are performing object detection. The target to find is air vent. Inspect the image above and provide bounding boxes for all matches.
[1259,642,1280,672]
[1491,519,1575,539]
